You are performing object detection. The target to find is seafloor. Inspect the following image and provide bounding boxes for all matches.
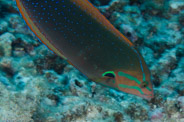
[0,0,183,121]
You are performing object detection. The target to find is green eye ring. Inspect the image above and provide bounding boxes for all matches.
[102,71,116,78]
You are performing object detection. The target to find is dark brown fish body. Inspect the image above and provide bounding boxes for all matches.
[16,0,154,99]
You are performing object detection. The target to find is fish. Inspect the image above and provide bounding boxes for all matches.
[16,0,154,99]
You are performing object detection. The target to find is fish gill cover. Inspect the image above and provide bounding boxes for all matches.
[0,0,183,121]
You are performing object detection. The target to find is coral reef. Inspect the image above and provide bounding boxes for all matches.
[0,0,183,121]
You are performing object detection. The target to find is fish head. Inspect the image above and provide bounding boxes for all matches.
[100,70,154,100]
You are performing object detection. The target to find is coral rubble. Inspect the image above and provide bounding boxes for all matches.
[0,0,183,121]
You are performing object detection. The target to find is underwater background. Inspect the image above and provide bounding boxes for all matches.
[0,0,183,121]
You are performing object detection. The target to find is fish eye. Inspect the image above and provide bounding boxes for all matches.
[140,81,148,88]
[102,71,115,78]
[104,73,115,78]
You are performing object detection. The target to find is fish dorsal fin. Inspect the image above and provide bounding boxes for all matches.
[71,0,134,46]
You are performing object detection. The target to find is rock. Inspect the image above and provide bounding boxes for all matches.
[150,108,163,121]
[0,20,8,33]
[0,32,15,56]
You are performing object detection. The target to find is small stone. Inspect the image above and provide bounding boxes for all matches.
[113,112,123,122]
[47,94,60,105]
[0,59,15,77]
[0,32,15,56]
[150,108,163,121]
[178,96,184,111]
[75,79,83,87]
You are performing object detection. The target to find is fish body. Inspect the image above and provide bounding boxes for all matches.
[16,0,154,99]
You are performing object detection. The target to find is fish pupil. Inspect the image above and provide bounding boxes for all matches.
[104,73,115,78]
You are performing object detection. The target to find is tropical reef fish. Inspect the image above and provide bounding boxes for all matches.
[16,0,154,99]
